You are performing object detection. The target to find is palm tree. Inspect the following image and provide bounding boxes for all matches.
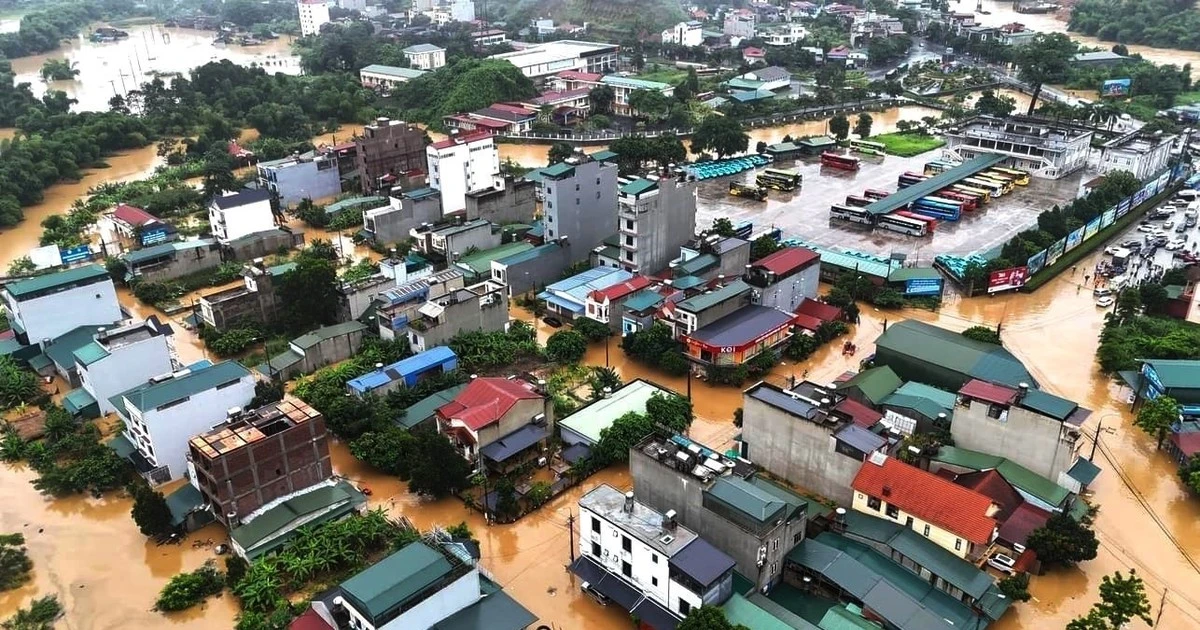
[589,367,623,400]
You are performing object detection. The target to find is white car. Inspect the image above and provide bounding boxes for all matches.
[1167,239,1187,251]
[1096,296,1115,308]
[1137,224,1156,233]
[1164,221,1176,230]
[987,553,1018,574]
[1104,246,1121,255]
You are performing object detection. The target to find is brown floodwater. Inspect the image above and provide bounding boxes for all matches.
[9,25,300,112]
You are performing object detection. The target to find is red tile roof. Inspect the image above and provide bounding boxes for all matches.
[289,608,333,630]
[793,313,824,332]
[754,247,819,276]
[852,455,998,545]
[429,130,493,150]
[112,203,156,226]
[557,70,603,82]
[1171,431,1200,458]
[437,377,543,431]
[959,379,1018,405]
[833,397,883,427]
[742,47,766,57]
[997,501,1051,546]
[794,297,841,322]
[955,469,1022,521]
[589,276,653,303]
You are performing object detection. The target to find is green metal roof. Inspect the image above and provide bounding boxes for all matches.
[291,321,367,350]
[560,380,670,444]
[231,481,366,558]
[341,542,453,618]
[723,593,816,630]
[602,75,671,91]
[881,381,955,420]
[862,153,1006,216]
[819,605,879,630]
[541,162,575,179]
[837,366,901,405]
[165,483,207,527]
[1164,284,1186,299]
[590,149,618,162]
[726,77,766,90]
[268,262,296,276]
[3,264,109,300]
[113,361,251,414]
[620,178,658,196]
[360,64,427,79]
[106,433,137,459]
[123,239,215,265]
[44,325,112,370]
[1067,457,1101,486]
[432,577,538,630]
[931,445,1005,470]
[63,387,98,417]
[672,275,706,290]
[258,349,303,376]
[326,196,388,214]
[624,289,665,312]
[674,253,718,277]
[887,267,942,282]
[455,242,534,277]
[1021,389,1078,420]
[399,384,468,429]
[933,446,1071,507]
[494,243,562,267]
[1139,359,1200,390]
[799,136,836,148]
[27,353,52,371]
[72,341,109,366]
[0,338,24,357]
[676,279,749,313]
[874,320,1034,389]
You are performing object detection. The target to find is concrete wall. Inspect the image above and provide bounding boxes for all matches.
[439,222,502,258]
[225,230,306,262]
[355,120,428,194]
[7,277,122,345]
[129,244,221,283]
[210,198,276,244]
[296,328,365,375]
[543,159,618,261]
[951,398,1077,480]
[365,195,441,244]
[338,274,395,322]
[755,263,819,311]
[80,335,174,416]
[492,245,571,296]
[259,157,342,207]
[410,286,508,352]
[741,393,864,504]
[465,177,536,224]
[476,398,550,448]
[714,240,750,281]
[377,569,480,630]
[621,178,699,275]
[427,139,500,215]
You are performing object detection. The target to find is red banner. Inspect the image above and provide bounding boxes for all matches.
[987,266,1028,294]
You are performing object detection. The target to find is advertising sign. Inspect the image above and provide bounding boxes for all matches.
[59,244,92,264]
[28,245,62,270]
[1047,238,1067,266]
[1101,207,1117,229]
[1084,217,1102,241]
[1141,362,1165,400]
[1101,78,1132,97]
[904,278,943,296]
[1116,198,1132,217]
[1132,186,1149,208]
[987,266,1029,293]
[1026,250,1048,276]
[1156,172,1170,194]
[1065,226,1085,252]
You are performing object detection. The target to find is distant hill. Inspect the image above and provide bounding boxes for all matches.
[496,0,686,36]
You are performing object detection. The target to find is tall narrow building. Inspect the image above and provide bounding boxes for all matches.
[540,152,618,260]
[617,172,698,274]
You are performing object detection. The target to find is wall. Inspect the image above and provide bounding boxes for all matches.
[355,121,428,194]
[475,398,548,448]
[211,199,276,244]
[81,336,174,415]
[365,195,442,244]
[9,278,122,344]
[622,178,699,275]
[950,398,1077,480]
[411,285,508,352]
[130,244,221,283]
[741,394,863,504]
[427,139,500,214]
[338,275,396,322]
[224,229,306,262]
[543,159,618,260]
[135,375,256,481]
[465,177,536,224]
[378,568,480,630]
[493,245,571,297]
[755,263,819,311]
[579,507,672,608]
[851,491,976,559]
[440,223,502,258]
[259,158,342,207]
[297,328,365,374]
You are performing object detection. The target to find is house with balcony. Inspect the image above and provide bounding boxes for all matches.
[538,267,634,322]
[402,43,446,70]
[373,269,465,341]
[669,279,751,339]
[744,246,820,311]
[943,115,1093,179]
[435,376,551,470]
[101,203,176,247]
[411,218,501,260]
[584,276,654,329]
[570,484,736,629]
[601,75,675,117]
[361,187,441,244]
[406,280,508,353]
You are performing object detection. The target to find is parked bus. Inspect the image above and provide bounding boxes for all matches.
[898,172,926,188]
[952,184,991,203]
[734,220,754,239]
[924,160,955,176]
[989,167,1030,185]
[975,173,1014,193]
[962,177,1004,197]
[923,195,965,209]
[730,182,768,201]
[850,139,887,156]
[864,189,890,200]
[830,204,873,225]
[912,198,961,221]
[845,194,871,207]
[897,210,938,232]
[877,213,930,236]
[821,152,861,171]
[756,168,802,191]
[938,191,978,211]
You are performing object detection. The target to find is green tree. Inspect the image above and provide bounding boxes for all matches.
[39,59,78,81]
[1114,288,1142,325]
[546,330,588,363]
[961,326,1001,345]
[829,114,850,140]
[155,564,226,612]
[1026,512,1099,567]
[276,252,339,333]
[629,89,671,121]
[588,367,623,401]
[709,217,737,237]
[646,392,693,433]
[691,115,750,158]
[677,605,751,630]
[1135,395,1180,449]
[547,141,574,165]
[998,573,1031,602]
[974,89,1016,117]
[349,426,417,478]
[854,113,873,139]
[572,317,612,342]
[0,356,41,410]
[2,595,61,630]
[0,533,33,591]
[589,85,615,115]
[593,412,657,464]
[750,235,783,261]
[129,480,175,538]
[1179,453,1200,494]
[1138,283,1170,315]
[406,429,472,498]
[1067,570,1152,629]
[1015,33,1077,114]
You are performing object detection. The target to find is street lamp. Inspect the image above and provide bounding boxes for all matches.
[1090,413,1119,460]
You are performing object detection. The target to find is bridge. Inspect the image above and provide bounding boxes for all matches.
[861,153,1008,216]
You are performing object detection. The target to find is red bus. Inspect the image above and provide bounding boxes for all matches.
[938,190,978,211]
[896,210,938,232]
[864,189,890,200]
[845,194,871,207]
[901,171,927,180]
[821,152,860,171]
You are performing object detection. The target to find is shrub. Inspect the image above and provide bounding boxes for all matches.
[572,317,613,342]
[155,564,225,612]
[546,330,588,363]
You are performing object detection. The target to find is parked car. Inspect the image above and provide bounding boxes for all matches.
[1155,236,1170,246]
[1104,246,1121,255]
[1164,221,1176,230]
[1137,224,1156,233]
[1167,238,1187,250]
[987,553,1018,574]
[1126,241,1143,251]
[1187,217,1197,228]
[542,316,563,328]
[1177,223,1188,233]
[1096,296,1116,308]
[1093,287,1114,298]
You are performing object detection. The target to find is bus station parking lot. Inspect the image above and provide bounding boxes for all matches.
[694,152,1084,262]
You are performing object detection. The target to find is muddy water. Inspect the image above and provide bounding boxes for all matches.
[9,25,300,112]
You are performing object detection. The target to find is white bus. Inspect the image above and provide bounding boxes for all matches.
[877,213,930,236]
[830,204,873,225]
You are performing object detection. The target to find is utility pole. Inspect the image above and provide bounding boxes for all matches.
[567,511,576,562]
[1154,588,1167,627]
[1091,415,1104,460]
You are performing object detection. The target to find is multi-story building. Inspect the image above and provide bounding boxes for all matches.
[739,381,889,504]
[570,484,736,627]
[661,20,703,47]
[541,153,619,257]
[256,152,342,208]
[942,115,1093,179]
[490,242,573,297]
[373,268,465,340]
[758,22,808,46]
[436,376,551,470]
[671,236,750,283]
[411,218,501,259]
[470,28,508,47]
[1,264,122,346]
[296,0,330,36]
[1099,130,1176,181]
[354,117,428,194]
[852,453,1000,560]
[617,174,697,275]
[71,317,176,417]
[111,361,256,485]
[745,246,820,310]
[362,187,441,244]
[208,189,277,244]
[670,279,751,338]
[489,40,619,79]
[601,76,675,117]
[537,267,633,322]
[465,175,537,224]
[952,379,1089,482]
[585,276,654,329]
[402,43,446,70]
[723,12,756,38]
[358,64,428,92]
[188,396,333,528]
[631,434,810,592]
[406,279,508,352]
[197,260,291,331]
[426,131,499,215]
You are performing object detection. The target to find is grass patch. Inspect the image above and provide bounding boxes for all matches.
[872,133,946,157]
[634,67,687,85]
[1111,95,1162,121]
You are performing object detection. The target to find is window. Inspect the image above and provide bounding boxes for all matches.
[885,504,899,519]
[954,538,963,551]
[651,554,658,564]
[987,404,1004,419]
[622,536,632,553]
[906,516,914,528]
[591,517,600,533]
[793,532,803,544]
[678,600,691,616]
[771,539,778,551]
[622,561,632,577]
[867,496,881,511]
[651,577,658,587]
[591,541,601,556]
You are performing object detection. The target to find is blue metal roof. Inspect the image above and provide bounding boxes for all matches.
[861,153,1006,216]
[347,346,458,394]
[537,267,632,309]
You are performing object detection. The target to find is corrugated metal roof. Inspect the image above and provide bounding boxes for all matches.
[456,242,534,276]
[669,537,736,586]
[230,481,365,557]
[1140,359,1200,389]
[431,579,537,630]
[677,280,749,313]
[882,382,956,420]
[123,239,215,265]
[347,346,457,394]
[164,482,206,527]
[724,593,818,630]
[620,177,658,196]
[560,379,670,444]
[933,446,1071,507]
[1021,389,1078,420]
[63,387,97,416]
[399,384,468,429]
[114,361,251,414]
[3,264,109,299]
[852,455,997,545]
[875,320,1035,389]
[686,305,793,348]
[479,423,549,463]
[624,289,666,312]
[341,542,452,617]
[291,321,367,350]
[360,63,427,79]
[71,341,109,366]
[886,267,942,282]
[44,325,112,369]
[861,153,1005,216]
[837,366,901,405]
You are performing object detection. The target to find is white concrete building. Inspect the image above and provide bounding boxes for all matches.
[758,22,808,46]
[426,131,499,214]
[208,189,277,244]
[661,21,703,47]
[297,0,331,36]
[359,64,428,91]
[571,485,737,626]
[943,115,1094,179]
[450,0,475,22]
[75,317,176,416]
[1099,130,1176,181]
[489,40,619,78]
[111,361,255,485]
[402,43,446,70]
[1,264,122,346]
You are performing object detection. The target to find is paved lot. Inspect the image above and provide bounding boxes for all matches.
[695,153,1085,263]
[1089,194,1200,293]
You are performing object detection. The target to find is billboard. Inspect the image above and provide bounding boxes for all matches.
[1133,184,1151,207]
[1101,78,1131,97]
[1026,249,1048,276]
[1116,198,1132,218]
[1156,172,1170,194]
[1101,207,1117,229]
[904,277,943,296]
[1047,238,1067,266]
[1141,362,1165,400]
[59,244,93,264]
[1084,217,1102,241]
[1065,226,1085,252]
[988,266,1029,293]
